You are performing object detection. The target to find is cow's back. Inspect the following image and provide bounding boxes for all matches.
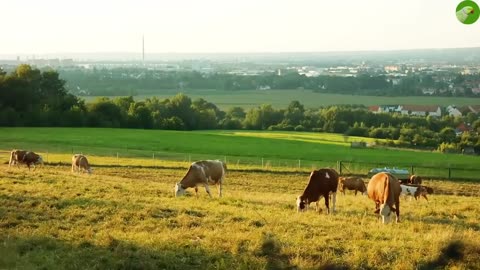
[195,160,225,183]
[306,168,338,194]
[368,173,400,203]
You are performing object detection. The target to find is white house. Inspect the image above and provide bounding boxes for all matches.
[446,105,462,117]
[400,105,442,117]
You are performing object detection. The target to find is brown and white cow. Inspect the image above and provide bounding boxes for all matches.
[338,176,367,196]
[9,149,43,170]
[367,172,401,224]
[71,154,93,174]
[175,160,227,198]
[400,184,428,201]
[409,175,423,185]
[296,168,339,214]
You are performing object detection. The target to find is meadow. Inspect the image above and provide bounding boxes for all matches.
[79,89,480,109]
[1,161,479,269]
[1,128,480,180]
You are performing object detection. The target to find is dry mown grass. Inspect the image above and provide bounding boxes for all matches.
[1,163,479,269]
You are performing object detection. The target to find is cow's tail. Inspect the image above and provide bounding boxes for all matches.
[222,161,227,173]
[8,151,14,166]
[383,174,391,206]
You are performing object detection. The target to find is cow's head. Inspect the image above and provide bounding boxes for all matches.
[175,183,186,197]
[87,168,93,174]
[36,156,44,165]
[296,196,307,212]
[379,204,395,224]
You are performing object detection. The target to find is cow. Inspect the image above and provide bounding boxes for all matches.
[175,160,227,198]
[367,172,401,224]
[400,184,428,201]
[71,154,93,174]
[296,168,339,214]
[338,176,367,196]
[9,149,43,170]
[409,175,423,185]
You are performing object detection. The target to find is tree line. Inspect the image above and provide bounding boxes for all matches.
[59,67,480,97]
[1,65,479,153]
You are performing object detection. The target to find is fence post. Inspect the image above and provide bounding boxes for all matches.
[298,159,301,169]
[411,165,414,175]
[337,161,343,175]
[153,153,155,166]
[448,168,451,179]
[262,158,264,169]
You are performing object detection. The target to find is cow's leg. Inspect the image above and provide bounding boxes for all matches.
[395,201,400,223]
[315,201,320,212]
[423,194,428,201]
[354,190,357,196]
[194,186,199,198]
[204,183,212,198]
[217,182,223,198]
[324,194,330,214]
[332,192,337,213]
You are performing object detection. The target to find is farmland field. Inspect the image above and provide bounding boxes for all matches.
[1,128,480,180]
[79,89,480,109]
[1,162,479,269]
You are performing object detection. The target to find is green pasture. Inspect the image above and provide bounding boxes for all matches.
[79,89,480,109]
[1,128,479,180]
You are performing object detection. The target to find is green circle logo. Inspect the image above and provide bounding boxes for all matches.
[456,0,479,24]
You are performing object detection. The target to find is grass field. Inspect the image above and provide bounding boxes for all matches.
[1,128,480,178]
[79,89,480,109]
[1,162,479,269]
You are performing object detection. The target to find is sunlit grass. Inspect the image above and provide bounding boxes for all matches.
[1,162,479,269]
[1,128,479,173]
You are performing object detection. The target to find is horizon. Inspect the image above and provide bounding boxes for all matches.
[2,46,480,62]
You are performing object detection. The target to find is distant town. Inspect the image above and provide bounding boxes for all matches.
[1,48,480,99]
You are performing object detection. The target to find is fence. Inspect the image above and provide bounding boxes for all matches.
[2,148,480,181]
[338,160,480,181]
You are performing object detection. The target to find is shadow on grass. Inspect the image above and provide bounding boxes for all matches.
[418,240,465,270]
[256,233,297,270]
[0,234,259,270]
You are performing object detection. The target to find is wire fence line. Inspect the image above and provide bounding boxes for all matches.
[2,148,480,181]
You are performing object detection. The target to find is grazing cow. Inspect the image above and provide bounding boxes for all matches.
[296,168,339,214]
[409,175,423,185]
[338,176,367,196]
[400,184,428,201]
[175,160,227,198]
[367,172,401,224]
[71,154,93,174]
[9,149,43,170]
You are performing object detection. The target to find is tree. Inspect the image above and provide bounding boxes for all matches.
[283,100,305,125]
[166,93,195,129]
[440,127,457,143]
[226,107,246,120]
[243,104,281,130]
[87,98,125,127]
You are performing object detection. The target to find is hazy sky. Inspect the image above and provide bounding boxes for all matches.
[1,0,479,55]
